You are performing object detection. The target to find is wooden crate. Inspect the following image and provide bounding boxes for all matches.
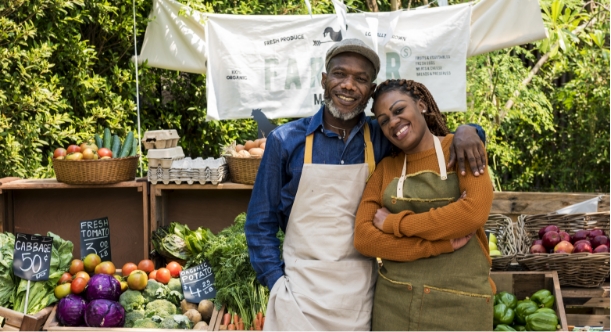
[490,271,568,331]
[561,282,610,330]
[43,303,225,331]
[0,305,54,331]
[0,178,149,267]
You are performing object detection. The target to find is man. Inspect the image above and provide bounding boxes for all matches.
[245,38,486,330]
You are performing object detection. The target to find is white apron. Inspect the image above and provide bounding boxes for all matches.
[264,125,377,331]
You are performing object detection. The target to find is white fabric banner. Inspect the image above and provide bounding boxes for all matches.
[138,0,546,120]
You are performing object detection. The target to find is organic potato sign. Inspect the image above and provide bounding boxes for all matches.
[179,261,217,303]
[13,233,53,281]
[79,217,112,261]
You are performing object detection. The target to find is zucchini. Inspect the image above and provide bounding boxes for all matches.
[119,132,134,158]
[130,136,138,156]
[103,128,112,149]
[111,134,121,158]
[94,134,103,149]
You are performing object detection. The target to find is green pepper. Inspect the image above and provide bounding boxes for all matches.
[494,324,516,331]
[494,303,515,326]
[525,311,559,331]
[515,299,539,324]
[496,291,518,309]
[513,325,527,331]
[535,308,557,315]
[530,289,555,308]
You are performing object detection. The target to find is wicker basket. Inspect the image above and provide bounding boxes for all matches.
[225,155,262,185]
[53,156,139,185]
[485,214,518,271]
[515,212,610,287]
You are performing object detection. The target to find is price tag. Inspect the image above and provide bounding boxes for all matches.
[13,233,53,281]
[179,261,217,303]
[79,217,112,261]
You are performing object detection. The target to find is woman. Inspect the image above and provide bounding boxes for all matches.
[354,79,495,331]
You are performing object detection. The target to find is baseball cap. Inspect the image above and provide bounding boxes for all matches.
[325,38,380,76]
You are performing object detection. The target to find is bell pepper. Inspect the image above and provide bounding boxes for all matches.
[496,291,518,309]
[494,303,515,326]
[525,311,559,331]
[535,308,557,315]
[515,299,538,324]
[530,289,555,308]
[513,325,527,331]
[494,324,516,331]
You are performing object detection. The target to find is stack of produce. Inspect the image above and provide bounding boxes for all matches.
[488,233,502,257]
[223,139,266,158]
[493,290,560,331]
[151,223,214,264]
[53,128,137,160]
[0,232,73,315]
[529,225,609,254]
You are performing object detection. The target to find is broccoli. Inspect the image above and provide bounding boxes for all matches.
[124,310,145,328]
[143,279,169,303]
[119,289,146,312]
[160,315,193,329]
[145,299,177,318]
[132,318,160,329]
[168,278,182,293]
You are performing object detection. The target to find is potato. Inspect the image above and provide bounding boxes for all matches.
[235,144,245,152]
[249,148,264,157]
[185,309,202,324]
[194,321,209,330]
[244,140,257,151]
[180,299,198,314]
[198,299,215,322]
[238,150,250,158]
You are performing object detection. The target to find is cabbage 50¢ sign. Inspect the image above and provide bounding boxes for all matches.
[13,233,53,281]
[179,261,216,303]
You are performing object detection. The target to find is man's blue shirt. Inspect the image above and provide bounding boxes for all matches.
[244,105,485,290]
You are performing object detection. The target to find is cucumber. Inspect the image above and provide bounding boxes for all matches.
[119,132,134,158]
[103,128,112,149]
[94,134,103,150]
[130,136,138,156]
[111,134,121,158]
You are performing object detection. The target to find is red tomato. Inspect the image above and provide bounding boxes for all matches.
[71,277,87,294]
[156,268,171,284]
[69,259,84,275]
[74,271,90,283]
[166,261,182,278]
[66,145,81,154]
[54,148,67,159]
[149,270,157,280]
[137,259,155,274]
[98,148,113,158]
[122,262,138,277]
[58,272,72,285]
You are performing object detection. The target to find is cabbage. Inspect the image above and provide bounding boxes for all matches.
[85,274,121,302]
[56,294,87,327]
[85,299,125,327]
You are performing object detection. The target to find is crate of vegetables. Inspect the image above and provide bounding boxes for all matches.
[52,128,139,185]
[485,214,518,271]
[490,271,568,331]
[222,140,266,185]
[515,212,610,287]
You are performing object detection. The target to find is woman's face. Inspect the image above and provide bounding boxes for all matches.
[374,89,430,154]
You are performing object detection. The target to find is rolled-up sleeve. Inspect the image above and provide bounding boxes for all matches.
[245,132,286,290]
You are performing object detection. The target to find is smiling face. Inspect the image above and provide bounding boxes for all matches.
[373,89,433,154]
[322,53,376,121]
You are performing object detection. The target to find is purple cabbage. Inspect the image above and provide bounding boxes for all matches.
[84,299,125,327]
[85,274,121,302]
[56,294,87,327]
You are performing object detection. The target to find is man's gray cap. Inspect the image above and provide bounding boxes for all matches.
[325,38,380,77]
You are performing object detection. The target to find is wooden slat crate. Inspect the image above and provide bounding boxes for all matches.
[561,282,610,330]
[0,306,54,331]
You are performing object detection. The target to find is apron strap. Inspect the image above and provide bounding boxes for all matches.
[304,123,376,180]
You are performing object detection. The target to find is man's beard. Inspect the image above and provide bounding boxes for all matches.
[324,96,368,121]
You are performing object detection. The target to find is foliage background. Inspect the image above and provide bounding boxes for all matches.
[0,0,608,192]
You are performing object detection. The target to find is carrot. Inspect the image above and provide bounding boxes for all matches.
[261,316,265,329]
[223,313,231,326]
[233,314,239,326]
[238,320,244,330]
[254,317,262,331]
[257,312,263,322]
[228,323,236,330]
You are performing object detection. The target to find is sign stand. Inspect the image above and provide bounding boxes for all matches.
[23,280,30,314]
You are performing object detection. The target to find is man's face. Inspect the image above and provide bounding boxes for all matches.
[322,53,376,121]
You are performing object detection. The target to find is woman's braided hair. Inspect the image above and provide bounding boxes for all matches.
[372,79,450,136]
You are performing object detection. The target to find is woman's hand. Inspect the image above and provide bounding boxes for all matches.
[373,207,390,231]
[448,125,486,177]
[450,232,475,250]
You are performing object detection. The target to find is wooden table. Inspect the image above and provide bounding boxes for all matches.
[561,282,610,329]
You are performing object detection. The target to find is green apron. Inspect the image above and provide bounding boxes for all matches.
[372,136,493,331]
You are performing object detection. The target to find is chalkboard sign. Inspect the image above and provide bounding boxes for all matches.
[179,261,217,303]
[13,233,53,281]
[80,217,112,261]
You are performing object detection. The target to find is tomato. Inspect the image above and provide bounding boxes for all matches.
[94,261,116,275]
[127,270,148,291]
[58,272,72,285]
[83,253,101,273]
[122,262,138,277]
[98,148,113,158]
[69,259,84,275]
[80,142,98,153]
[54,283,72,299]
[149,270,157,280]
[53,148,67,159]
[65,152,83,160]
[66,145,81,154]
[71,277,87,294]
[166,261,182,278]
[156,268,171,284]
[74,271,90,283]
[137,259,155,274]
